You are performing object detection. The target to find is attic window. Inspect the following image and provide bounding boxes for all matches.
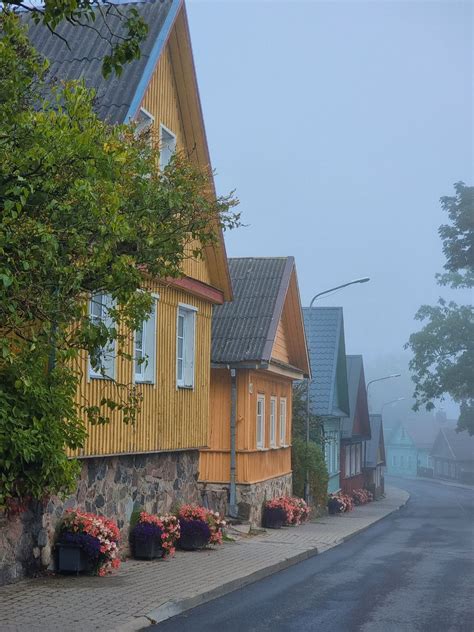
[135,107,154,141]
[159,124,176,170]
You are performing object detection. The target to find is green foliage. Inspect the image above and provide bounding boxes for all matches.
[406,182,473,434]
[5,1,149,77]
[291,383,328,507]
[0,14,239,506]
[291,438,328,509]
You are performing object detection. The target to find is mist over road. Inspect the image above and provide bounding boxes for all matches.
[152,478,474,632]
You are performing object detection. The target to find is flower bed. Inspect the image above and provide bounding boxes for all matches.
[264,496,310,527]
[56,510,120,576]
[327,492,354,514]
[177,505,226,549]
[130,512,180,559]
[352,488,373,505]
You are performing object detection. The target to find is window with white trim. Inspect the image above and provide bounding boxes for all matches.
[159,124,176,170]
[392,454,397,467]
[89,292,115,379]
[345,447,351,477]
[135,297,158,384]
[355,443,361,474]
[176,305,196,388]
[279,397,287,445]
[257,394,265,449]
[350,445,356,476]
[270,396,277,447]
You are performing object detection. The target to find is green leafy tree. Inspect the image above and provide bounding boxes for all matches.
[291,383,328,507]
[406,182,473,434]
[5,0,149,77]
[0,13,239,507]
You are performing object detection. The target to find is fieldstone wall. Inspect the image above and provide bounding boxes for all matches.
[0,450,199,586]
[199,473,292,526]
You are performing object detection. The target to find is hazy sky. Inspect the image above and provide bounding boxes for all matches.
[187,0,472,414]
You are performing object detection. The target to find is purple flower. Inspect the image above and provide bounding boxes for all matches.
[58,531,101,559]
[179,518,211,541]
[131,522,163,543]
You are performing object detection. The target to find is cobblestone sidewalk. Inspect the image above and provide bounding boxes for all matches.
[0,486,409,632]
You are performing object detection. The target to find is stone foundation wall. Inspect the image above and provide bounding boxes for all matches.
[0,450,199,586]
[199,473,293,526]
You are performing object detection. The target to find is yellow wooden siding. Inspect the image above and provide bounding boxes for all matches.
[71,281,212,457]
[199,369,293,484]
[271,316,290,364]
[140,44,212,286]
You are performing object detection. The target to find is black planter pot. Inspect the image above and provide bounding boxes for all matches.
[56,543,89,574]
[327,498,342,515]
[262,506,286,529]
[133,538,165,560]
[178,532,210,551]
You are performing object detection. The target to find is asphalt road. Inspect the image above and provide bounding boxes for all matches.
[150,478,474,632]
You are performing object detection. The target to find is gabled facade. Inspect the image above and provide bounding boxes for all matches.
[431,428,474,485]
[302,307,350,494]
[4,0,233,583]
[199,257,310,524]
[363,415,386,498]
[340,355,371,494]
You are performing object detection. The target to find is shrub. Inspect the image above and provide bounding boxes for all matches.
[57,510,120,576]
[177,505,226,546]
[292,437,329,508]
[327,492,354,514]
[352,489,373,505]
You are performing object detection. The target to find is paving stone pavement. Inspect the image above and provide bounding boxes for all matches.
[0,486,408,632]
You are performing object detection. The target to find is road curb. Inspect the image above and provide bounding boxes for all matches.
[115,490,410,630]
[143,546,320,626]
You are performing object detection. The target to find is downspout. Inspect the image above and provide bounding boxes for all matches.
[229,368,238,518]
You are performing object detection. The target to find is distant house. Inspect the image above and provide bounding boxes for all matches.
[384,418,451,478]
[363,415,386,498]
[199,257,310,524]
[302,307,350,494]
[341,355,371,494]
[431,428,474,485]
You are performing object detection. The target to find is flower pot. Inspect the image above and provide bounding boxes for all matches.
[133,538,165,560]
[56,543,89,573]
[178,532,209,551]
[262,506,287,529]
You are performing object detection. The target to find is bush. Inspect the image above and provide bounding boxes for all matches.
[352,488,373,505]
[265,496,310,526]
[292,437,329,508]
[130,511,180,557]
[177,504,226,545]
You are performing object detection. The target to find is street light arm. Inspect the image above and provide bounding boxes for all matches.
[309,277,370,307]
[366,373,401,394]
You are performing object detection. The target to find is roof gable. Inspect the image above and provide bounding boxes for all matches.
[342,355,371,440]
[431,428,474,461]
[211,257,309,374]
[24,0,232,300]
[303,307,350,417]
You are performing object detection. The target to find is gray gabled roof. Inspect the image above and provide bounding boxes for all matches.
[23,0,177,124]
[303,307,349,418]
[366,415,385,467]
[432,427,474,462]
[211,257,294,364]
[342,354,371,440]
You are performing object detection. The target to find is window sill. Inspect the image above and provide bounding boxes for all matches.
[256,447,269,451]
[135,380,155,386]
[89,374,113,381]
[177,384,194,390]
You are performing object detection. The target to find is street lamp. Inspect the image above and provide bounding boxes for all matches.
[380,397,405,415]
[304,276,370,502]
[366,373,401,413]
[309,277,370,308]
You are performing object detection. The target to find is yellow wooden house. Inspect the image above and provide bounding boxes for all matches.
[25,0,232,538]
[199,257,310,524]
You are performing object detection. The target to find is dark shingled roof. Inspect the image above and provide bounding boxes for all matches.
[303,307,349,418]
[342,354,371,440]
[23,0,174,124]
[366,415,385,468]
[211,257,294,364]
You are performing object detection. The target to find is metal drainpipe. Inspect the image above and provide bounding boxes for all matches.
[229,368,238,518]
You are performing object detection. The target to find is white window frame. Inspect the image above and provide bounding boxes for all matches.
[257,394,265,449]
[356,443,361,474]
[88,292,116,380]
[270,396,277,447]
[135,107,154,140]
[350,445,356,476]
[279,397,287,446]
[159,123,177,171]
[134,294,158,384]
[176,303,197,389]
[345,447,351,478]
[392,454,397,467]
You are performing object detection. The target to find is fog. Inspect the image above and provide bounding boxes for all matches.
[187,0,472,419]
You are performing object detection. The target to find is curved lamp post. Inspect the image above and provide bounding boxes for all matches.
[381,397,405,415]
[309,277,370,308]
[304,276,370,501]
